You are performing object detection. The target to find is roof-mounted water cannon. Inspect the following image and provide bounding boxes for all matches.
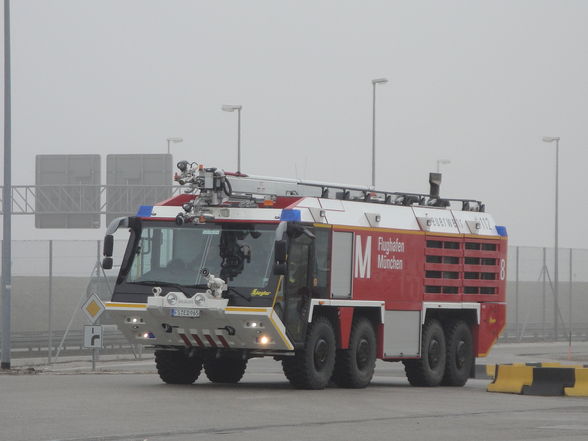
[174,160,233,204]
[173,161,234,224]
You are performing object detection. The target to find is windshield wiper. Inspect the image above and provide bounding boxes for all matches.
[226,286,252,302]
[131,280,194,296]
[132,280,252,302]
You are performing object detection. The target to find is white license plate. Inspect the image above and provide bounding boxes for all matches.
[171,308,200,318]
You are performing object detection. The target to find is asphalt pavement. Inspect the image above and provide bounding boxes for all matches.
[1,341,587,441]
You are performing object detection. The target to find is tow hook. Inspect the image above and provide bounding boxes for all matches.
[161,323,178,333]
[219,325,236,336]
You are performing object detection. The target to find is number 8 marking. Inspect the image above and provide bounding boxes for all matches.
[499,259,506,280]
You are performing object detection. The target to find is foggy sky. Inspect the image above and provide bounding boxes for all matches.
[1,0,588,248]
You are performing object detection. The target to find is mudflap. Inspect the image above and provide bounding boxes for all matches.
[475,302,506,357]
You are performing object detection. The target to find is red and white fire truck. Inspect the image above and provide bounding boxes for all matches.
[102,161,506,389]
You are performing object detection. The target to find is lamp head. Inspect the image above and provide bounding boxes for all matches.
[222,104,242,112]
[542,136,560,143]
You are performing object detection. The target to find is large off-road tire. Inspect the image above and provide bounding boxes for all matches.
[282,316,336,389]
[441,320,474,387]
[403,319,446,387]
[204,357,248,383]
[332,318,377,388]
[155,350,203,384]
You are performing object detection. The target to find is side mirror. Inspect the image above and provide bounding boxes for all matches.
[102,257,113,270]
[286,222,315,239]
[274,240,287,263]
[103,234,114,257]
[273,262,287,276]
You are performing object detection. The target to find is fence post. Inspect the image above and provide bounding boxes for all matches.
[569,248,573,342]
[95,240,101,363]
[515,246,519,340]
[47,240,53,364]
[542,247,546,340]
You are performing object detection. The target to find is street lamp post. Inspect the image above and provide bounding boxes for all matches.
[166,137,183,155]
[542,135,560,340]
[2,0,12,370]
[371,78,388,187]
[436,159,451,173]
[222,104,242,173]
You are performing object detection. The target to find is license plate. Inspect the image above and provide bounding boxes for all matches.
[171,308,200,318]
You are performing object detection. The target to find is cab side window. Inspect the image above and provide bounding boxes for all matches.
[313,229,330,298]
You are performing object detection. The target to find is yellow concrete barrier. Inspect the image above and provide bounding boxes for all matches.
[539,362,583,369]
[486,364,496,379]
[565,368,588,397]
[539,362,563,368]
[487,364,533,394]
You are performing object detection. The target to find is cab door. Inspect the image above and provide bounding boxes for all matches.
[283,234,313,343]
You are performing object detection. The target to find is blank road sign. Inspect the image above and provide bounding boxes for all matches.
[35,154,101,228]
[106,154,173,225]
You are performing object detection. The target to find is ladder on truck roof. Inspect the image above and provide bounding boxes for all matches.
[222,171,485,212]
[174,161,485,213]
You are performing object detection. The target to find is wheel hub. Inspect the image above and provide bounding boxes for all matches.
[428,339,441,367]
[356,338,370,370]
[314,338,329,369]
[455,340,466,369]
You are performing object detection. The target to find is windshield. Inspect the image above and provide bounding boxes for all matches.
[125,222,276,290]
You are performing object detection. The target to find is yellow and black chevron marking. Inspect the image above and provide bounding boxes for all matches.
[487,363,588,396]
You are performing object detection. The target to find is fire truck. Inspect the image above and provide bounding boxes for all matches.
[102,161,506,389]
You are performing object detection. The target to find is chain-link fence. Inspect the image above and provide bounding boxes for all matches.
[0,239,128,362]
[1,242,588,361]
[505,246,588,342]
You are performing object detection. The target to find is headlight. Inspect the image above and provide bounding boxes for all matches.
[166,293,178,305]
[194,293,206,306]
[257,335,271,345]
[126,317,143,324]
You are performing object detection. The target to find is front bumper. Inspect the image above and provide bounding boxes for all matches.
[105,293,294,352]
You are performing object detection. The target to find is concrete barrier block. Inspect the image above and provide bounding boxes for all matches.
[522,367,575,396]
[487,365,533,394]
[565,368,588,397]
[486,364,496,379]
[537,362,561,367]
[538,362,583,369]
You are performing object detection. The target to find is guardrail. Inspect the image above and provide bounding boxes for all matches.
[1,328,150,359]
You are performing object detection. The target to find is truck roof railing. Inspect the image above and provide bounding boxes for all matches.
[223,172,485,212]
[175,162,485,212]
